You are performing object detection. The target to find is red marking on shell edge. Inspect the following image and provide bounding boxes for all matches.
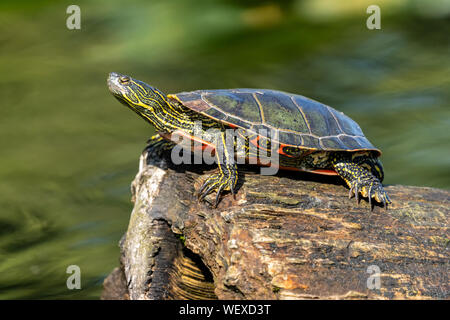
[309,169,338,176]
[249,136,259,148]
[160,132,338,176]
[159,131,216,153]
[246,157,338,175]
[278,144,292,157]
[278,167,337,175]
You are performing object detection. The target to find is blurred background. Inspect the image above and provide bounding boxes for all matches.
[0,0,448,299]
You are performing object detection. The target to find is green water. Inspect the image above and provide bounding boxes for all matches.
[0,0,448,299]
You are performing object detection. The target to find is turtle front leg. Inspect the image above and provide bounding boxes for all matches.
[145,134,175,158]
[332,154,391,210]
[198,132,238,207]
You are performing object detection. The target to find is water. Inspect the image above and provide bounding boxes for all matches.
[0,0,448,299]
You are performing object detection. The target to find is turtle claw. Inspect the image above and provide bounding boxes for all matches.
[349,183,360,204]
[349,178,391,210]
[198,171,236,208]
[355,184,360,204]
[368,184,374,210]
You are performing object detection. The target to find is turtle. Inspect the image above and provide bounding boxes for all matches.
[107,72,391,210]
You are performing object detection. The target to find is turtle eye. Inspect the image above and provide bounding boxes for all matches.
[119,76,130,85]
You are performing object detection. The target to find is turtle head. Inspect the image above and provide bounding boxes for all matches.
[107,72,169,131]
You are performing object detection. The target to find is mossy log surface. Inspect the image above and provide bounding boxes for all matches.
[102,151,449,300]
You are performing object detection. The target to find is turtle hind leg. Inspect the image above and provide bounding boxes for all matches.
[332,153,391,210]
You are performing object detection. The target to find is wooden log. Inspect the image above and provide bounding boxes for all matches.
[102,150,449,300]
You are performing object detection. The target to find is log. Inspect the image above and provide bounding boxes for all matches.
[101,149,449,300]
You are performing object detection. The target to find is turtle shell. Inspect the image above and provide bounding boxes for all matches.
[168,89,380,156]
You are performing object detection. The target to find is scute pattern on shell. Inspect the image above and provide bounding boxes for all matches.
[171,89,380,155]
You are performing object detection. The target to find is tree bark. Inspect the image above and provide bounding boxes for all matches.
[102,151,449,300]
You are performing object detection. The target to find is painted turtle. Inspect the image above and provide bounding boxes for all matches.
[108,72,391,210]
